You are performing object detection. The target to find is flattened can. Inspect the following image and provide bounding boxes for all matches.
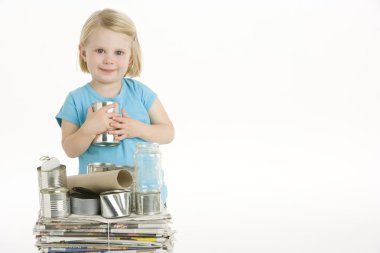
[40,187,70,218]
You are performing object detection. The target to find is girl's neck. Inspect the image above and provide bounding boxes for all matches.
[90,80,122,98]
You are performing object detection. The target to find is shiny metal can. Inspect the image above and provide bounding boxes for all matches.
[100,189,131,218]
[91,101,120,147]
[110,165,134,173]
[37,165,67,190]
[135,191,161,215]
[40,187,70,218]
[86,162,114,173]
[109,165,135,211]
[70,193,100,215]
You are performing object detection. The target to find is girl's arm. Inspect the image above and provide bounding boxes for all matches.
[141,98,175,144]
[110,98,174,144]
[61,120,96,158]
[61,103,119,157]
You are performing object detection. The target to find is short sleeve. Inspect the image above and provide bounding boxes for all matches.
[134,79,157,110]
[55,92,80,127]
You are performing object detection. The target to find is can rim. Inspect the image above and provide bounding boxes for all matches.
[37,164,66,171]
[100,189,131,195]
[87,162,114,167]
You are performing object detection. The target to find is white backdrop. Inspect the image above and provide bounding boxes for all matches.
[0,0,380,252]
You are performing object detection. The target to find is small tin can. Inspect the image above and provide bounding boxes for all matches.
[100,189,131,218]
[135,191,161,215]
[86,162,114,173]
[92,101,120,147]
[40,187,70,218]
[110,165,134,173]
[70,193,100,215]
[37,165,67,190]
[109,165,135,211]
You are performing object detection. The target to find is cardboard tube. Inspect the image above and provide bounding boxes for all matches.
[67,170,133,193]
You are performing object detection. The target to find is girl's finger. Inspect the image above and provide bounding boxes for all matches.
[108,129,124,135]
[110,121,122,129]
[108,112,120,119]
[114,134,126,141]
[111,116,124,122]
[122,108,129,118]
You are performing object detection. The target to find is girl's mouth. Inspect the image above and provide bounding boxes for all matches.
[99,68,116,73]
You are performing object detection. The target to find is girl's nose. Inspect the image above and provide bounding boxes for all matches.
[103,54,114,64]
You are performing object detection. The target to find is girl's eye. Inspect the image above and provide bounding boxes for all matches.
[96,49,104,54]
[115,50,124,56]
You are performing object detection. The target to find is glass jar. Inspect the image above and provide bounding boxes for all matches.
[133,142,162,193]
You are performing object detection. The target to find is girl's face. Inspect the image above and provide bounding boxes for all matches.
[80,27,132,87]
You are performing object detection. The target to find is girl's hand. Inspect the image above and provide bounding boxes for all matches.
[109,108,142,140]
[82,103,119,135]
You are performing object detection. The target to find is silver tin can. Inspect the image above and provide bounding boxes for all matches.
[109,165,134,174]
[37,165,67,190]
[109,165,135,212]
[86,162,114,174]
[100,189,131,218]
[70,193,100,215]
[135,191,161,215]
[92,101,120,147]
[40,187,70,218]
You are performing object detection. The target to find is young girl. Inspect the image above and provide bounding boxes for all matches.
[56,9,174,203]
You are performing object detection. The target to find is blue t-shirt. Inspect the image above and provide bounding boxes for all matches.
[56,78,167,201]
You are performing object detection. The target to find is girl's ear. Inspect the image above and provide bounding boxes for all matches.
[79,45,87,62]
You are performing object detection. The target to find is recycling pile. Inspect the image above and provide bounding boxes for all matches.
[34,156,175,253]
[33,212,174,253]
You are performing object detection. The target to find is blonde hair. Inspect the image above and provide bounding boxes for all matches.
[79,9,142,77]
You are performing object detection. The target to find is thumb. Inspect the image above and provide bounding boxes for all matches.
[87,106,94,114]
[122,108,129,118]
[85,106,94,119]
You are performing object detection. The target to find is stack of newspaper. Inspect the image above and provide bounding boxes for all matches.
[33,211,175,253]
